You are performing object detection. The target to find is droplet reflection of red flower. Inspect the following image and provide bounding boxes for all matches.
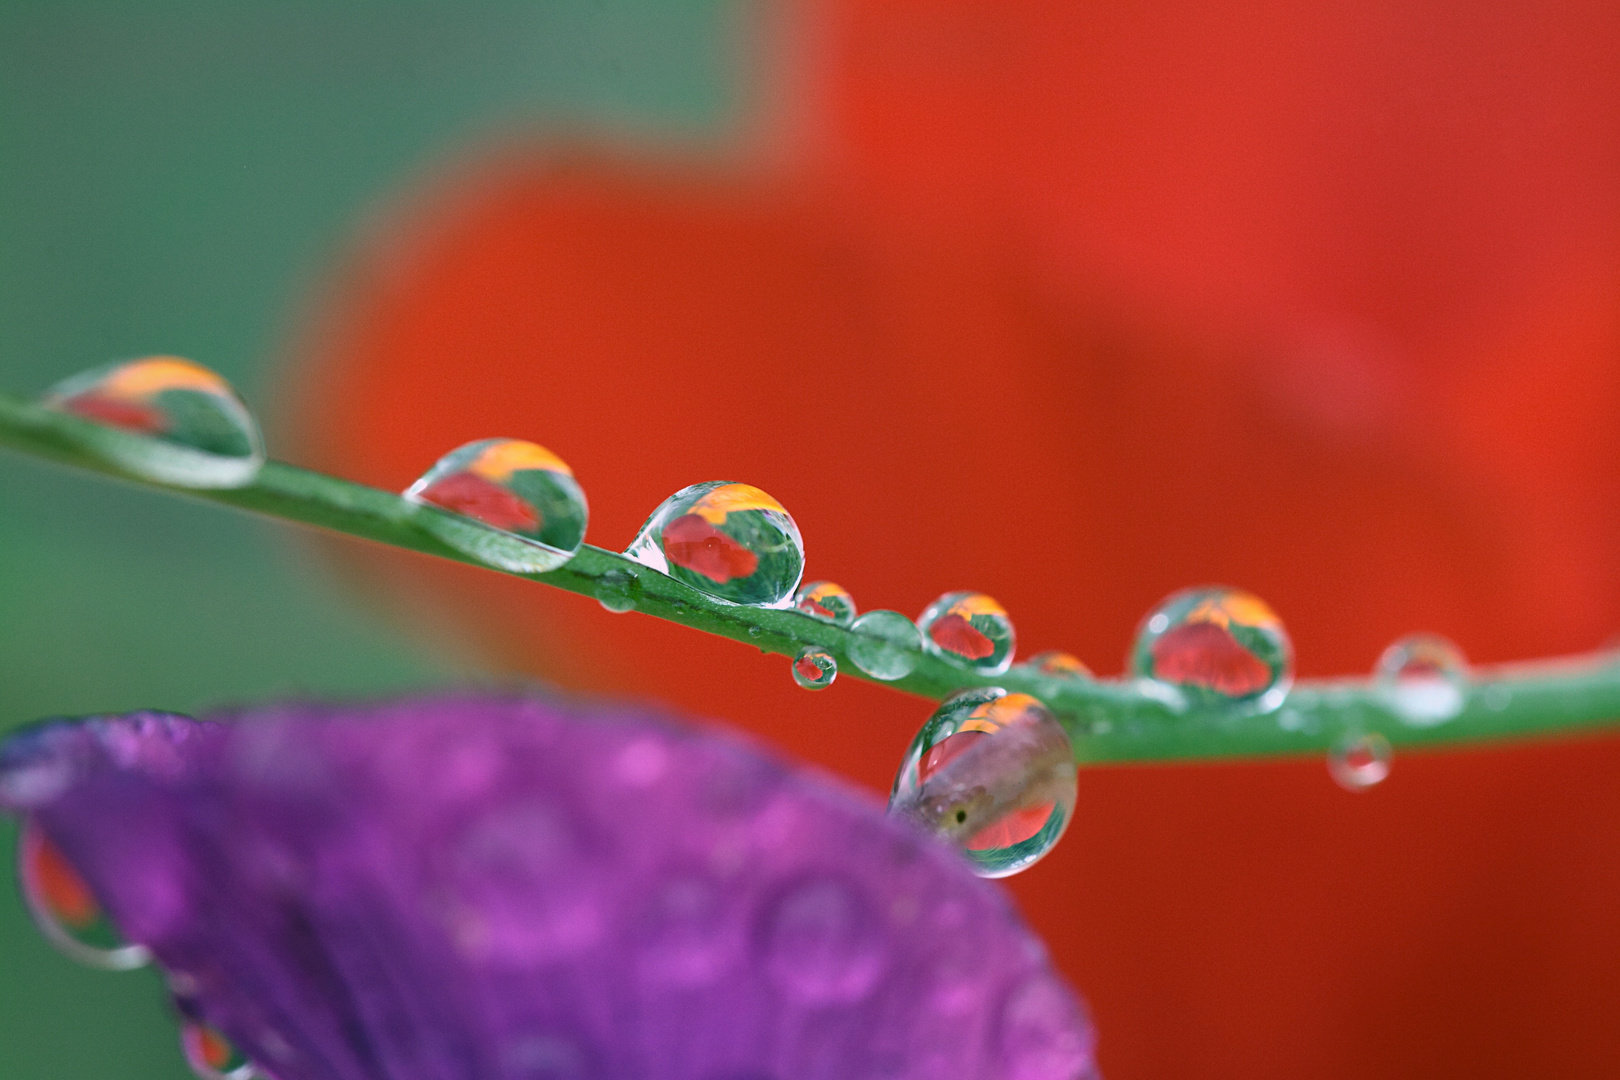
[282,3,1620,1076]
[661,513,759,583]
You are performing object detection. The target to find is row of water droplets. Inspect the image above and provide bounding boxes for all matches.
[35,357,1480,886]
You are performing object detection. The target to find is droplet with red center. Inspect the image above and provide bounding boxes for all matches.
[17,817,152,970]
[889,688,1077,878]
[917,592,1017,674]
[404,438,587,573]
[795,580,857,626]
[1130,585,1294,713]
[792,646,838,690]
[625,481,804,606]
[1020,651,1092,681]
[180,1020,262,1080]
[1376,633,1468,726]
[42,356,264,488]
[1328,731,1393,791]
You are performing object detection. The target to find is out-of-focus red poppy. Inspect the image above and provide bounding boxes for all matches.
[281,2,1620,1076]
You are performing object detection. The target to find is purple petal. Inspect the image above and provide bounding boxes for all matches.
[1,693,1097,1080]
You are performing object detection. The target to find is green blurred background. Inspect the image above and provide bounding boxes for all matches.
[0,3,738,1073]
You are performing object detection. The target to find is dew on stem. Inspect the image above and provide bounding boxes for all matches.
[1130,586,1293,714]
[848,610,923,681]
[917,592,1016,674]
[1020,651,1092,680]
[792,646,838,690]
[43,357,263,488]
[404,438,587,573]
[1376,633,1468,726]
[795,581,857,626]
[625,482,804,606]
[1328,731,1392,791]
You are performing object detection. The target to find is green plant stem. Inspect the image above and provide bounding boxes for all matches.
[3,389,1619,765]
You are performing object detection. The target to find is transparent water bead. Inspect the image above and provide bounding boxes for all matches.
[625,482,804,606]
[594,568,638,614]
[792,646,838,690]
[404,438,587,573]
[1130,586,1293,713]
[1021,651,1092,680]
[43,356,264,488]
[1328,732,1392,791]
[795,580,857,626]
[17,818,151,970]
[848,610,924,681]
[1376,633,1468,726]
[917,591,1017,674]
[180,1021,262,1080]
[890,688,1077,878]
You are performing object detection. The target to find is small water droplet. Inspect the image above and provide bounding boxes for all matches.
[16,818,151,971]
[624,482,803,606]
[848,610,922,680]
[595,569,637,613]
[746,625,762,637]
[180,1021,261,1080]
[757,875,887,1005]
[890,688,1077,877]
[792,646,838,690]
[1329,732,1392,791]
[43,357,264,488]
[1376,633,1467,725]
[404,438,587,573]
[917,591,1016,673]
[1482,684,1511,711]
[1020,651,1092,680]
[795,580,857,626]
[1130,586,1293,714]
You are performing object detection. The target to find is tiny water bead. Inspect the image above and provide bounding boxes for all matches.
[890,688,1077,878]
[917,591,1017,674]
[792,646,838,690]
[404,438,587,573]
[180,1021,261,1080]
[848,610,924,681]
[1020,651,1092,680]
[1376,633,1469,726]
[43,356,264,488]
[1130,586,1294,713]
[625,482,804,606]
[17,817,151,970]
[1328,732,1393,791]
[795,580,857,626]
[595,568,638,613]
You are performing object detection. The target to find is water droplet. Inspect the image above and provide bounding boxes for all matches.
[917,591,1016,673]
[848,610,922,681]
[625,482,803,606]
[757,875,887,1005]
[43,357,264,488]
[1130,586,1293,713]
[1482,684,1511,712]
[890,688,1077,878]
[1375,633,1467,726]
[404,438,586,573]
[795,581,857,626]
[16,818,151,970]
[792,647,838,690]
[1328,732,1392,791]
[180,1021,261,1080]
[746,625,762,637]
[1020,651,1092,680]
[595,568,637,613]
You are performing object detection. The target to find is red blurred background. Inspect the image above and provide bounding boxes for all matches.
[282,1,1620,1076]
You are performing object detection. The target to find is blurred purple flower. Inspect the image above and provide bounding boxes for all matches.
[0,693,1096,1080]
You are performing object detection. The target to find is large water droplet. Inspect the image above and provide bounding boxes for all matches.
[1329,732,1392,791]
[403,438,587,573]
[1376,633,1467,726]
[595,568,638,613]
[757,876,887,1005]
[1019,651,1092,680]
[848,610,923,681]
[180,1021,261,1080]
[43,357,264,488]
[17,818,151,970]
[794,580,857,626]
[792,646,838,690]
[1130,586,1293,713]
[625,482,803,606]
[890,688,1077,878]
[917,591,1016,673]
